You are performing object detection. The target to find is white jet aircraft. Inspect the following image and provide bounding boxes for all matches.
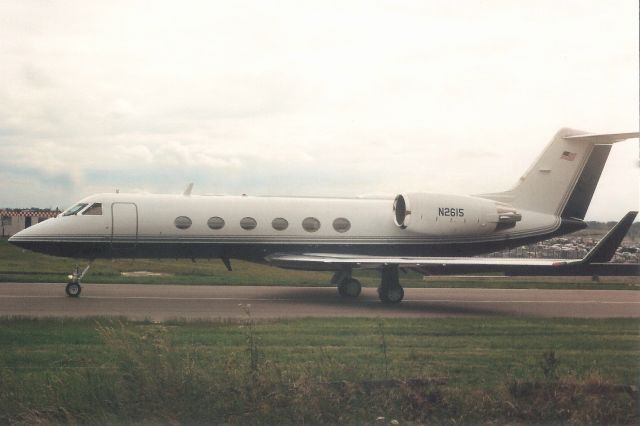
[9,128,640,302]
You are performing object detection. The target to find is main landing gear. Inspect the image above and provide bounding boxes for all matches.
[333,265,405,304]
[332,269,362,298]
[378,265,404,304]
[66,264,91,297]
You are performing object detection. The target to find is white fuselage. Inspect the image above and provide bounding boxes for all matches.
[10,192,562,261]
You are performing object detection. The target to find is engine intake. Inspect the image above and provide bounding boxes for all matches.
[393,195,409,228]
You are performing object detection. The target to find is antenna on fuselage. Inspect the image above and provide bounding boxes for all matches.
[183,183,194,197]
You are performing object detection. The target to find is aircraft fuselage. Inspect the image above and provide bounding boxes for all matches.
[9,192,570,263]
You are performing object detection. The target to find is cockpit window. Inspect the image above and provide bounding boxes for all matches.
[83,203,103,215]
[63,203,88,216]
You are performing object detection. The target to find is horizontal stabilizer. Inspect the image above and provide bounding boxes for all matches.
[582,211,638,263]
[564,132,639,143]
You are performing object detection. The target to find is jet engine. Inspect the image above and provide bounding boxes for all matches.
[393,193,522,236]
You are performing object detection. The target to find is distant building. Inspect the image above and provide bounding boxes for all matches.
[1,209,61,237]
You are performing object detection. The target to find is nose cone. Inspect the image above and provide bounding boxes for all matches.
[8,219,66,255]
[8,226,42,251]
[8,217,108,258]
[8,233,18,245]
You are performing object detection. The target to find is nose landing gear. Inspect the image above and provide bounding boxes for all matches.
[66,264,91,297]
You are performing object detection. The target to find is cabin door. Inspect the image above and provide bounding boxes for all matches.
[111,202,138,257]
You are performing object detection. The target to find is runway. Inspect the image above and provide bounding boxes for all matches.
[0,282,638,320]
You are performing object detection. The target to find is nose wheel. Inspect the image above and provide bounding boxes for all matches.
[65,264,91,297]
[66,281,81,297]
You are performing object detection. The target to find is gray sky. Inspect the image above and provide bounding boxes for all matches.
[0,0,637,220]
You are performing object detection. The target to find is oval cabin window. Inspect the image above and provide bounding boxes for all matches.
[302,217,321,232]
[174,216,192,230]
[272,217,288,231]
[207,216,225,230]
[332,217,351,233]
[240,217,257,230]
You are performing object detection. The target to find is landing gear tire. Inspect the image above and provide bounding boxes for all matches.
[65,263,91,297]
[65,282,81,297]
[377,285,404,304]
[338,278,362,298]
[378,265,404,304]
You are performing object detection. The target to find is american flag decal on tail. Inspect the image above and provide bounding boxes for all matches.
[560,151,576,161]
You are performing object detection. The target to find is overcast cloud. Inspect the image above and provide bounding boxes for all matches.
[0,0,637,220]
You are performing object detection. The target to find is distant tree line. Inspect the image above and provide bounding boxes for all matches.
[0,207,60,212]
[579,221,640,242]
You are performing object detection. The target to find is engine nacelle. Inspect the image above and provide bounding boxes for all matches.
[393,193,522,236]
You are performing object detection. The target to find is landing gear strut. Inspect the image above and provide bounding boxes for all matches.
[66,264,91,297]
[378,265,404,304]
[332,268,362,298]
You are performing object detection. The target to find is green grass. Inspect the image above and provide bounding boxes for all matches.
[0,238,336,286]
[1,238,638,290]
[0,317,638,424]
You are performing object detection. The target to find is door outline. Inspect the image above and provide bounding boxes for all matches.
[111,202,139,248]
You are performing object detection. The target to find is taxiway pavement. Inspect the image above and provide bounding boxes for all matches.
[0,283,638,320]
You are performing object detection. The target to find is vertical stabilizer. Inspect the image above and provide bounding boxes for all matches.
[481,128,638,219]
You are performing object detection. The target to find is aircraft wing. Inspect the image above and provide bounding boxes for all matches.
[265,252,579,269]
[266,211,639,276]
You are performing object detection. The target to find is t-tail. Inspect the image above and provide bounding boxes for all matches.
[482,128,639,222]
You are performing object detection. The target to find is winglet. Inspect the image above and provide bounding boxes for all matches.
[183,183,194,197]
[582,211,638,264]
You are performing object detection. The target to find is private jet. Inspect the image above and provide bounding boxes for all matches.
[9,128,640,302]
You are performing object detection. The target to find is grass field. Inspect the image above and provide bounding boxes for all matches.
[2,236,639,424]
[1,239,638,290]
[0,316,638,425]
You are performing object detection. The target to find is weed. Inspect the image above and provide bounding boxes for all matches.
[541,350,559,381]
[377,318,390,379]
[239,303,260,379]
